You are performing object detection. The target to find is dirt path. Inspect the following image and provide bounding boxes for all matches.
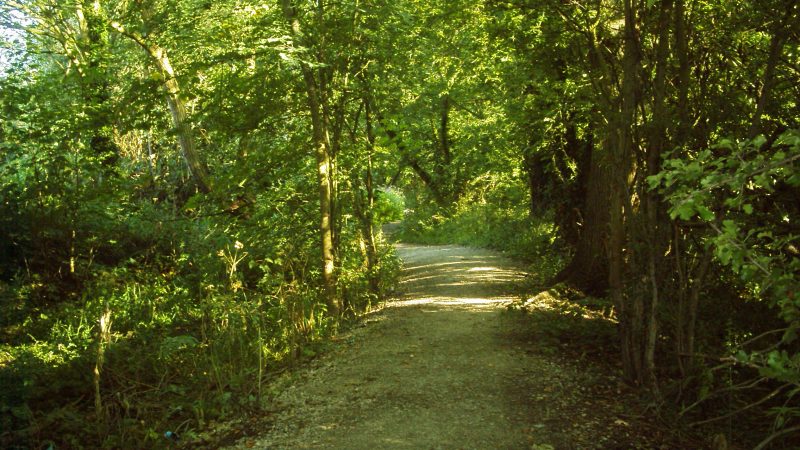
[225,243,669,449]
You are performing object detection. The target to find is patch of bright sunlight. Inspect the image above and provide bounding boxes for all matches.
[394,296,514,309]
[467,266,500,272]
[521,290,616,322]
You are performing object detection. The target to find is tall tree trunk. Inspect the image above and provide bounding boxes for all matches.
[748,3,794,139]
[522,145,547,217]
[361,98,380,295]
[672,0,695,376]
[674,0,690,147]
[553,12,622,296]
[686,249,711,370]
[280,0,339,317]
[430,94,455,205]
[674,222,714,377]
[639,0,673,391]
[110,23,211,193]
[552,137,610,295]
[612,0,642,384]
[161,67,211,193]
[439,95,452,164]
[437,94,453,197]
[329,94,348,263]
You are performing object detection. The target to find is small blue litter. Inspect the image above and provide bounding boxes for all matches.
[164,430,180,441]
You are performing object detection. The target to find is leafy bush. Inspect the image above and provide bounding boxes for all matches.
[373,188,405,224]
[652,129,800,444]
[0,176,400,448]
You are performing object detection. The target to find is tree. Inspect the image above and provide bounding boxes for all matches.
[109,19,212,193]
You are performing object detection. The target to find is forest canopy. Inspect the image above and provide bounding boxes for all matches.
[1,0,798,448]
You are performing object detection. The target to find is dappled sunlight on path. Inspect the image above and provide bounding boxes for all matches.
[392,296,512,308]
[395,243,527,302]
[224,242,546,449]
[225,242,652,449]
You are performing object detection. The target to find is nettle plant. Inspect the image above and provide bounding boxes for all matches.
[651,129,800,431]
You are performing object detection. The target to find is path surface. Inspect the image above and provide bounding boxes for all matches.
[226,243,663,449]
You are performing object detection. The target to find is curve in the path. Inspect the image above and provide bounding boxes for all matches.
[228,243,546,449]
[225,243,688,450]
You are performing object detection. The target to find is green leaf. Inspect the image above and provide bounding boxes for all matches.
[782,328,797,345]
[672,202,695,221]
[646,174,662,190]
[696,205,714,221]
[735,350,750,363]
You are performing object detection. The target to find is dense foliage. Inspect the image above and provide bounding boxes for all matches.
[0,0,404,446]
[1,0,798,448]
[400,0,800,447]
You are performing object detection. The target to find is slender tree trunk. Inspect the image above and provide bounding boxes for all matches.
[364,100,379,295]
[329,95,348,262]
[674,238,712,375]
[673,0,694,378]
[430,94,455,205]
[748,3,793,139]
[301,58,338,317]
[612,0,641,384]
[161,69,211,193]
[439,95,452,164]
[280,0,339,316]
[686,251,711,366]
[522,145,547,217]
[639,0,674,392]
[674,0,690,146]
[674,225,688,377]
[110,23,211,193]
[437,94,453,197]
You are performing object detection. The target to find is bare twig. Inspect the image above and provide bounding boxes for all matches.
[688,383,791,427]
[679,377,767,415]
[753,424,800,450]
[738,327,790,349]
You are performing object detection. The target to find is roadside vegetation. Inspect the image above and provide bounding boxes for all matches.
[2,0,799,448]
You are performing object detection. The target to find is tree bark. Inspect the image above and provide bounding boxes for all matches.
[439,95,452,165]
[361,98,380,295]
[748,3,794,139]
[612,0,641,384]
[280,0,339,316]
[637,0,673,392]
[110,22,211,193]
[552,138,610,295]
[674,0,691,146]
[523,145,547,217]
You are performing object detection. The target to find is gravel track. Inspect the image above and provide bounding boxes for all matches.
[225,243,663,449]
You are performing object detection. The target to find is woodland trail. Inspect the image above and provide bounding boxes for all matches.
[226,243,669,449]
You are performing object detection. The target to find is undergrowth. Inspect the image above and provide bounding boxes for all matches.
[0,192,401,449]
